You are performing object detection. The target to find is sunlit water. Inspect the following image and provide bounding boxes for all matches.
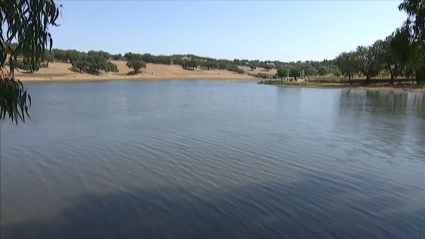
[1,80,424,239]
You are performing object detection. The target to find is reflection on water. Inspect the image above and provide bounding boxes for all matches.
[1,81,424,239]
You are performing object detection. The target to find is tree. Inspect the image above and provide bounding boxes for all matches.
[249,63,257,70]
[393,0,425,83]
[124,52,142,61]
[88,50,110,60]
[1,0,61,123]
[263,65,273,71]
[66,50,81,64]
[105,61,119,73]
[84,55,106,74]
[375,37,403,84]
[304,67,318,76]
[335,52,358,83]
[142,53,154,63]
[277,67,289,78]
[399,0,425,42]
[111,54,123,61]
[355,45,384,84]
[72,59,88,73]
[52,49,68,62]
[22,57,39,73]
[43,51,55,67]
[126,59,146,74]
[326,66,341,77]
[317,66,330,76]
[289,66,301,81]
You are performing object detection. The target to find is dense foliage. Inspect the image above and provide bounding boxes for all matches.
[1,0,61,123]
[71,52,119,74]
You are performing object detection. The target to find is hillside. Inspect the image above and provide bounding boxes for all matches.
[10,60,256,82]
[238,66,278,76]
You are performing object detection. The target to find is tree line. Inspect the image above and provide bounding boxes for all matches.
[334,0,424,84]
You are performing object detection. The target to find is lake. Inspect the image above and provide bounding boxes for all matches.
[1,80,424,238]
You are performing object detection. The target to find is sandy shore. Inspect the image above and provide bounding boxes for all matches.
[9,61,257,82]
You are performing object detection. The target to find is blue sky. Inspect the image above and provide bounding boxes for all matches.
[52,1,407,62]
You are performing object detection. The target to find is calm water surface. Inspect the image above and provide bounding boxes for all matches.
[1,80,424,238]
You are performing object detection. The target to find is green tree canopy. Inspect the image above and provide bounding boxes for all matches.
[304,67,318,76]
[263,65,273,71]
[335,52,359,81]
[126,59,146,74]
[43,51,55,67]
[289,66,301,81]
[277,67,290,78]
[355,45,384,83]
[394,0,425,83]
[88,50,110,60]
[374,37,403,83]
[317,66,330,76]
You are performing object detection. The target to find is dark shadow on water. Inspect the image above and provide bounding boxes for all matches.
[2,174,424,239]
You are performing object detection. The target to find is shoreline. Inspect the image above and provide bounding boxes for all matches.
[16,75,260,83]
[16,77,425,92]
[261,82,425,93]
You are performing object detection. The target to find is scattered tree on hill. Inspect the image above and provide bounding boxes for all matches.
[111,54,123,61]
[71,53,118,74]
[249,63,257,70]
[72,59,87,73]
[180,58,197,70]
[88,50,110,60]
[124,52,142,61]
[43,51,55,67]
[263,65,273,71]
[126,59,146,74]
[22,58,39,73]
[105,61,119,73]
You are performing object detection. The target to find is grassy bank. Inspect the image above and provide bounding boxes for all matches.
[259,80,425,93]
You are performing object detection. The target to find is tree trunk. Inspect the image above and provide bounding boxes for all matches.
[416,67,425,85]
[348,75,352,85]
[294,76,297,81]
[365,76,371,85]
[388,63,394,85]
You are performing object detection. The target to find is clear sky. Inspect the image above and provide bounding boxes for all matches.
[52,0,407,62]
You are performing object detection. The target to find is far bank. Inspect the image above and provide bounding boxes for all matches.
[259,81,425,93]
